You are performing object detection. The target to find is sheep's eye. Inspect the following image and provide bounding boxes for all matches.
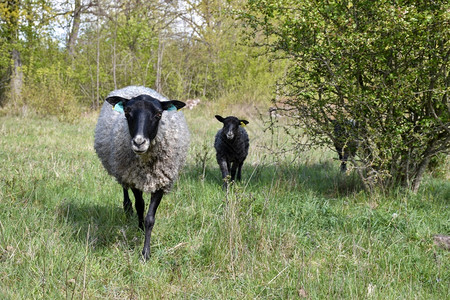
[124,107,132,117]
[155,112,162,119]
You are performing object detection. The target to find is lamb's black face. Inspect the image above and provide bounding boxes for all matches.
[215,115,249,141]
[106,94,186,155]
[222,117,240,140]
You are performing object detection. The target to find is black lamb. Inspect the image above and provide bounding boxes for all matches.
[214,115,249,188]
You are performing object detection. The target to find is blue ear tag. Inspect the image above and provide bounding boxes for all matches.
[166,104,177,111]
[113,101,124,113]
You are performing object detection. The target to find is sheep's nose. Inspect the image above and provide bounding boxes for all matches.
[131,135,149,153]
[226,132,234,140]
[133,136,145,146]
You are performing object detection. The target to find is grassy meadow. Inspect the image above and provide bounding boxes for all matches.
[0,102,449,299]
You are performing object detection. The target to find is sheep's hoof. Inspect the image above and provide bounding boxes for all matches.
[138,222,144,231]
[124,207,133,217]
[141,249,151,261]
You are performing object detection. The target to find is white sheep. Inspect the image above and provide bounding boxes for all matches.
[94,86,190,260]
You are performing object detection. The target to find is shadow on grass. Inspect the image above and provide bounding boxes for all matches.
[183,159,365,198]
[421,177,450,205]
[296,161,365,197]
[56,197,142,250]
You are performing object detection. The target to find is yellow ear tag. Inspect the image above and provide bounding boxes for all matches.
[240,122,246,127]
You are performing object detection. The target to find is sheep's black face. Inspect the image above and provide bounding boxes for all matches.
[215,115,249,141]
[124,96,163,154]
[106,94,186,155]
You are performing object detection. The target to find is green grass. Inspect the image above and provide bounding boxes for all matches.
[0,105,449,299]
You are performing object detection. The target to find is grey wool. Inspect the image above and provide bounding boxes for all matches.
[94,86,190,193]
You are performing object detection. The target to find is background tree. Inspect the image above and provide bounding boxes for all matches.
[0,0,54,106]
[241,0,449,191]
[0,0,22,105]
[0,0,281,117]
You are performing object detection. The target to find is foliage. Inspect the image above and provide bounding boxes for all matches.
[0,0,280,112]
[0,0,56,108]
[156,0,280,102]
[240,0,450,191]
[21,63,81,123]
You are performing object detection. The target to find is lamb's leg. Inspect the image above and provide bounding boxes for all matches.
[218,158,230,189]
[142,189,163,261]
[132,188,145,230]
[236,161,244,181]
[123,188,132,216]
[230,162,238,181]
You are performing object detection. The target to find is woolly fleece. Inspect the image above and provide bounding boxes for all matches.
[214,126,249,165]
[94,86,190,193]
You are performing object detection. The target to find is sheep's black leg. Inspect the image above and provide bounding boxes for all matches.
[132,188,145,230]
[336,147,347,172]
[123,188,132,216]
[340,149,349,173]
[230,162,238,181]
[218,159,229,178]
[218,158,230,189]
[142,189,164,261]
[336,147,343,162]
[236,161,244,181]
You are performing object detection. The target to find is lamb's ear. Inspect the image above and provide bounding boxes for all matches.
[161,100,186,111]
[106,96,127,106]
[215,115,225,123]
[240,119,249,126]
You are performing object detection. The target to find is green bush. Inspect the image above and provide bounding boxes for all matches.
[241,0,450,192]
[21,65,82,123]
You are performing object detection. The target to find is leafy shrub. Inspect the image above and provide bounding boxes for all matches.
[241,0,450,192]
[21,64,81,123]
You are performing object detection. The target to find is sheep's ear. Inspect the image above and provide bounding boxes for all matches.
[215,115,225,123]
[161,100,186,111]
[106,96,127,106]
[240,120,249,126]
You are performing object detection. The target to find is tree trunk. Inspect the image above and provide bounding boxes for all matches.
[10,49,23,104]
[112,20,117,89]
[95,10,101,109]
[67,0,82,57]
[411,156,431,193]
[5,0,22,105]
[156,37,164,93]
